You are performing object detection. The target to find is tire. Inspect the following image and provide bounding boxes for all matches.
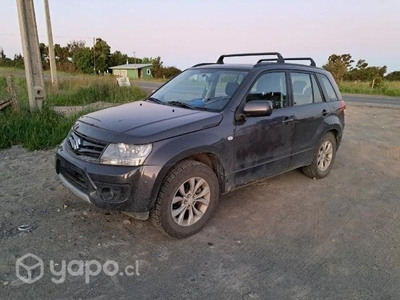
[302,132,337,179]
[150,160,219,238]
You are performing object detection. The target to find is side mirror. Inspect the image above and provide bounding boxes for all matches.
[243,100,273,117]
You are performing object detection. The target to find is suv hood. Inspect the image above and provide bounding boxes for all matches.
[76,101,223,144]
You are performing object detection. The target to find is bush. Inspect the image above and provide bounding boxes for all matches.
[385,71,400,81]
[370,77,385,89]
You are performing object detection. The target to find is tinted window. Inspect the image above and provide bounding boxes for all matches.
[291,73,312,106]
[311,75,323,103]
[247,72,288,109]
[291,73,324,106]
[320,75,338,101]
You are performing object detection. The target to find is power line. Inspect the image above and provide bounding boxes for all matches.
[0,33,93,40]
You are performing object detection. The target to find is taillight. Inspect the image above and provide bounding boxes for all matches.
[339,100,346,113]
[339,99,346,123]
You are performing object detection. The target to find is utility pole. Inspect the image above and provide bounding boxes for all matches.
[16,0,45,111]
[93,37,96,74]
[133,51,136,64]
[44,0,58,90]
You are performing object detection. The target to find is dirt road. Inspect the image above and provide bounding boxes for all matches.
[1,105,400,299]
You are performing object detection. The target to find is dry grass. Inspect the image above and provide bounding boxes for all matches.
[46,75,146,106]
[0,70,146,108]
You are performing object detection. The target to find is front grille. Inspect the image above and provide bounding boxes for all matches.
[59,160,88,193]
[67,130,107,159]
[63,167,87,191]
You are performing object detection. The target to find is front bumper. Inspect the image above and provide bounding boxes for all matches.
[55,142,163,214]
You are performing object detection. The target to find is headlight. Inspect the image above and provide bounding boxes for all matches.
[100,143,152,166]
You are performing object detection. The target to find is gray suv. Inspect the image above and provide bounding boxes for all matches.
[56,52,346,238]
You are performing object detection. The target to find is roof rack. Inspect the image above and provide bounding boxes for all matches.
[191,63,216,68]
[216,52,284,64]
[257,57,316,67]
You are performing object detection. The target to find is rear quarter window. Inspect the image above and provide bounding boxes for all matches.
[319,74,338,101]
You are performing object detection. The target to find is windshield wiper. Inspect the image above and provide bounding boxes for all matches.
[167,101,195,110]
[146,97,165,105]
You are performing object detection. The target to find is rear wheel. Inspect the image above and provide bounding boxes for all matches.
[302,132,337,179]
[151,160,219,238]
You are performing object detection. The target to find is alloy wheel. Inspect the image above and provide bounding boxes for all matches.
[171,177,210,226]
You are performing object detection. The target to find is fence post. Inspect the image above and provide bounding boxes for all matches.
[6,76,19,111]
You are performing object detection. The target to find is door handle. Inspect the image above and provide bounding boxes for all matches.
[321,109,330,116]
[282,118,294,124]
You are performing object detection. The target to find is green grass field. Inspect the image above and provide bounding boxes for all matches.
[339,81,400,97]
[0,107,82,150]
[0,67,147,150]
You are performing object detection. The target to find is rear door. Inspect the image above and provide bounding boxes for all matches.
[232,71,295,187]
[289,72,331,169]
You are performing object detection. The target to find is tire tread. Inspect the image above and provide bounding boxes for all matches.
[150,160,218,238]
[302,132,337,179]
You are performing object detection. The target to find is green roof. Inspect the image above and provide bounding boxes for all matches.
[109,64,152,70]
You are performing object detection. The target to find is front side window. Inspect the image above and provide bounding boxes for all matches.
[246,72,288,109]
[150,69,248,111]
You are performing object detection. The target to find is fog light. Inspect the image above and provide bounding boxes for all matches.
[101,187,116,201]
[95,182,130,203]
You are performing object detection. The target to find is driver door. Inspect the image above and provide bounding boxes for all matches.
[232,72,295,187]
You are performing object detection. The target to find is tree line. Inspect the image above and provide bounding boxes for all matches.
[322,54,400,86]
[2,46,399,83]
[0,38,181,79]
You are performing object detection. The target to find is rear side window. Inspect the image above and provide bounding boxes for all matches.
[320,75,338,101]
[247,72,288,109]
[291,73,323,106]
[291,73,312,106]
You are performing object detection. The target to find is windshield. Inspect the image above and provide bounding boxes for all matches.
[148,69,248,111]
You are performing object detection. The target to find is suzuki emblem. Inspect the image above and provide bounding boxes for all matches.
[72,137,81,151]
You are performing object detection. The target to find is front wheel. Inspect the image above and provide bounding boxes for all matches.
[151,160,219,238]
[302,132,337,179]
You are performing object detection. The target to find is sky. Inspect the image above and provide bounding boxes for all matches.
[1,0,399,72]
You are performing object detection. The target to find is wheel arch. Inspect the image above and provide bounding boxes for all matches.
[322,125,342,150]
[147,149,227,211]
[183,153,226,192]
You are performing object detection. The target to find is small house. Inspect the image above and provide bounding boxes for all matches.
[109,63,152,79]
